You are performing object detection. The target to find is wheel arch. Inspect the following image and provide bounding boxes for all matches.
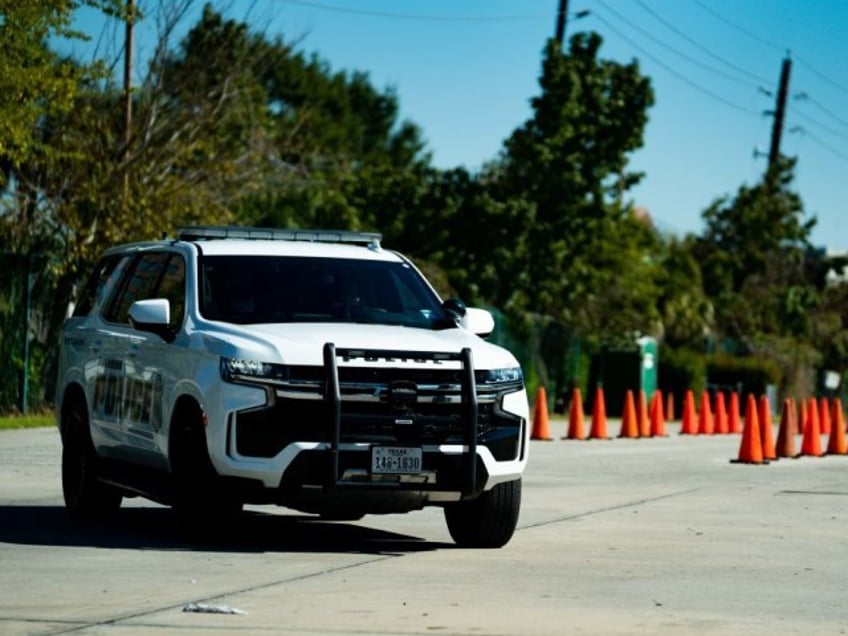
[59,382,88,440]
[167,393,207,469]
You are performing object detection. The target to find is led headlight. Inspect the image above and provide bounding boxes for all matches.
[480,367,524,384]
[219,357,289,383]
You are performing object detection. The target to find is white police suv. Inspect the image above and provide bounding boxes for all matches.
[56,227,529,547]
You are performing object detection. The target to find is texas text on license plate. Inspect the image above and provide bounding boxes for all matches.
[371,446,423,474]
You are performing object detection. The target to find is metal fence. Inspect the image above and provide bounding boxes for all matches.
[0,252,56,413]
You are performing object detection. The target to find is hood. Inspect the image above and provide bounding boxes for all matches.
[201,322,520,370]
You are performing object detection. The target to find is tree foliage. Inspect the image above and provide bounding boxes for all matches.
[483,34,659,342]
[2,2,847,411]
[0,0,123,179]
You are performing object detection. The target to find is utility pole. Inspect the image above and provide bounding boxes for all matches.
[555,0,569,46]
[122,0,135,205]
[767,56,792,174]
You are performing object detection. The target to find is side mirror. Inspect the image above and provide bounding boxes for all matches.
[442,298,467,321]
[129,299,174,343]
[461,307,495,338]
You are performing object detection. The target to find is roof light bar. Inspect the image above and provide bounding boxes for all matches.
[177,226,382,248]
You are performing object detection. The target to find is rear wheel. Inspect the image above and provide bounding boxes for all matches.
[61,396,122,518]
[444,479,521,548]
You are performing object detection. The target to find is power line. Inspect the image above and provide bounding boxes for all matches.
[590,7,760,117]
[634,0,771,86]
[595,0,757,87]
[790,109,848,142]
[688,0,848,98]
[795,93,848,131]
[795,56,848,97]
[688,0,784,52]
[790,127,848,163]
[276,0,555,22]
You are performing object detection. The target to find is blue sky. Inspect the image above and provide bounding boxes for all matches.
[68,0,848,248]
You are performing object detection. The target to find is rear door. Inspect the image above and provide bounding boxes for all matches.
[66,253,131,453]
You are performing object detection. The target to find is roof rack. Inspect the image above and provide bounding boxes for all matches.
[177,226,382,248]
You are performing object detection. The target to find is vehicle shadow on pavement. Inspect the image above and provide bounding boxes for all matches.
[0,505,452,555]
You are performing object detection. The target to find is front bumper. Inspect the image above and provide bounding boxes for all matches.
[208,343,529,510]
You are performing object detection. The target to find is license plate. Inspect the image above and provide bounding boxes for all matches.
[371,446,422,474]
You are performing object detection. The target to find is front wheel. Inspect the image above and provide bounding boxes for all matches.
[61,398,123,518]
[169,407,242,526]
[444,478,521,548]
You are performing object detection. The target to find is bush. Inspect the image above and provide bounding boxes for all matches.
[659,347,706,413]
[706,353,781,398]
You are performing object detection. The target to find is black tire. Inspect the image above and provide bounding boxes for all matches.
[444,479,521,548]
[61,397,123,518]
[169,405,242,524]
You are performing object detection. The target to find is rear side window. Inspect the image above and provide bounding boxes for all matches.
[103,251,186,329]
[73,255,127,317]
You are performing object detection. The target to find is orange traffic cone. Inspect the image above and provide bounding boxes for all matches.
[665,392,675,422]
[619,390,639,438]
[714,391,729,434]
[651,390,667,437]
[826,397,847,455]
[565,387,586,440]
[531,386,553,441]
[638,390,651,437]
[728,391,742,434]
[798,396,807,436]
[800,397,824,457]
[732,394,766,464]
[759,395,776,460]
[589,386,610,440]
[819,397,832,435]
[775,398,799,458]
[698,390,714,435]
[680,390,697,435]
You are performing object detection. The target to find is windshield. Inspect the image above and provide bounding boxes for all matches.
[200,255,452,329]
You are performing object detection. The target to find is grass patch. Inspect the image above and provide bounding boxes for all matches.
[0,412,55,430]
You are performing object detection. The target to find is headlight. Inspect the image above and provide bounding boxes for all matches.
[219,357,289,383]
[479,367,524,384]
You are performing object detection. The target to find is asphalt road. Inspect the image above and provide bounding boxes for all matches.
[1,422,847,635]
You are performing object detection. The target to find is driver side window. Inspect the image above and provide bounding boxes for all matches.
[103,251,185,329]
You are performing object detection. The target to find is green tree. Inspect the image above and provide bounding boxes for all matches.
[483,34,658,339]
[693,157,820,397]
[694,157,814,344]
[656,236,714,350]
[0,0,122,181]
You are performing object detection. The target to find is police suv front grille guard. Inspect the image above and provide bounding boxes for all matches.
[323,343,478,497]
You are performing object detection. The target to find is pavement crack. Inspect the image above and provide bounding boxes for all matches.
[518,487,701,531]
[39,555,397,635]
